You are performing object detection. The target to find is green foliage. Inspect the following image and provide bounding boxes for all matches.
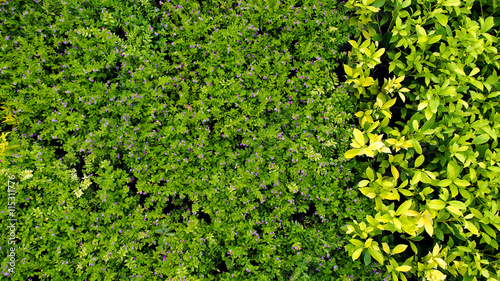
[0,0,386,280]
[343,0,500,280]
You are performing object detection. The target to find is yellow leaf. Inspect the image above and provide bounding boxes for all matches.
[465,221,479,235]
[446,205,463,216]
[393,244,408,254]
[345,149,361,159]
[423,218,434,236]
[391,165,399,180]
[363,148,374,157]
[352,247,363,260]
[365,238,373,248]
[393,218,402,230]
[396,265,412,272]
[350,239,365,248]
[396,199,412,216]
[368,141,384,150]
[432,244,441,256]
[344,65,353,77]
[358,180,370,187]
[382,243,391,254]
[353,129,365,146]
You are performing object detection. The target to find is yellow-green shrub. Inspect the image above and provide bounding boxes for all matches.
[341,0,500,280]
[0,105,19,167]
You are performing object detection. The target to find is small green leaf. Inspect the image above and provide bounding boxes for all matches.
[454,68,466,76]
[454,179,471,187]
[364,250,372,266]
[415,155,425,168]
[481,17,495,33]
[372,0,386,7]
[428,200,446,210]
[368,247,384,265]
[412,139,422,154]
[401,0,412,8]
[396,200,412,216]
[446,205,463,216]
[430,99,440,113]
[435,14,448,26]
[447,163,456,179]
[366,168,375,181]
[469,68,480,77]
[438,179,453,187]
[443,0,460,6]
[469,208,483,219]
[448,200,466,210]
[472,134,489,145]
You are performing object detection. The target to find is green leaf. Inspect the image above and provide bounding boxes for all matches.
[428,200,446,210]
[382,98,397,109]
[416,25,427,37]
[448,200,466,210]
[368,247,384,265]
[454,179,471,187]
[469,68,480,77]
[482,127,497,140]
[366,168,375,181]
[435,14,448,26]
[415,155,425,168]
[446,205,463,216]
[372,0,386,8]
[454,68,466,76]
[447,163,456,179]
[472,134,489,145]
[443,0,460,6]
[409,241,418,255]
[481,17,495,33]
[401,0,412,8]
[364,250,372,266]
[470,208,483,219]
[412,139,422,154]
[438,179,453,187]
[481,224,496,238]
[430,99,440,113]
[396,200,412,216]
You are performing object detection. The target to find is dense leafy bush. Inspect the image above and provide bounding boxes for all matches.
[0,0,389,280]
[341,0,500,280]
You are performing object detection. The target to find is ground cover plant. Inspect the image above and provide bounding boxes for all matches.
[0,0,389,280]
